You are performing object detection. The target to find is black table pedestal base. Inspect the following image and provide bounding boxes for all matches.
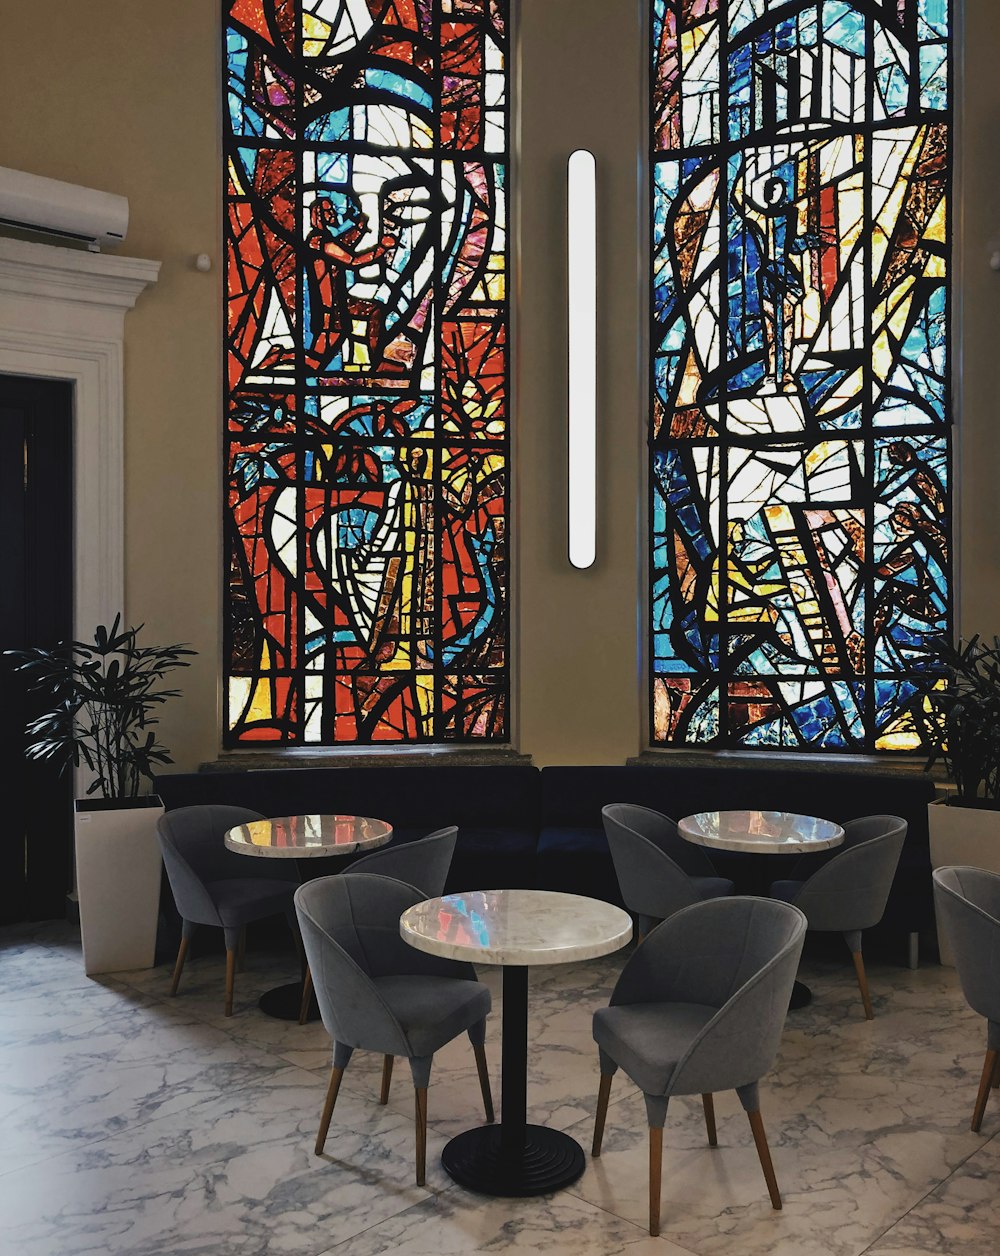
[789,980,812,1010]
[441,1124,585,1196]
[258,981,319,1022]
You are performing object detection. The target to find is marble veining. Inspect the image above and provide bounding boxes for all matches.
[399,889,633,965]
[224,813,392,859]
[4,919,1000,1255]
[679,809,844,853]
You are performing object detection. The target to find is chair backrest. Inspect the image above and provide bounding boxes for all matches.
[603,802,717,876]
[157,805,285,923]
[611,896,806,1097]
[295,873,475,1054]
[603,804,713,922]
[345,826,457,898]
[792,814,906,932]
[933,866,1000,1023]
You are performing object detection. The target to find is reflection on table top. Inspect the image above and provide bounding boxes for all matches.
[224,813,393,859]
[678,809,844,854]
[399,888,632,967]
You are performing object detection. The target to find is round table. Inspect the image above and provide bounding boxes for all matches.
[678,809,844,1009]
[225,813,392,1019]
[400,888,632,1197]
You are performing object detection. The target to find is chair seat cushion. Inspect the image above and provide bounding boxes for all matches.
[769,880,804,905]
[205,878,297,927]
[374,975,491,1058]
[593,1000,718,1097]
[693,876,735,900]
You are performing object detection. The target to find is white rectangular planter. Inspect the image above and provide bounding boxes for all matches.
[928,797,1000,966]
[75,795,164,975]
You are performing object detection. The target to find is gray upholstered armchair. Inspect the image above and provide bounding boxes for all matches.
[933,866,1000,1132]
[769,815,906,1019]
[297,825,458,1026]
[591,895,806,1236]
[602,803,735,939]
[156,805,300,1016]
[295,873,494,1185]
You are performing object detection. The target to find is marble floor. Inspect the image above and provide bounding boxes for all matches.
[2,922,998,1256]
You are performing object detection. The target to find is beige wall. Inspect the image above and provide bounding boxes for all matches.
[1,1,997,770]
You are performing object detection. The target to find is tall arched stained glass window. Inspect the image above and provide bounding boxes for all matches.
[650,0,951,751]
[224,0,509,745]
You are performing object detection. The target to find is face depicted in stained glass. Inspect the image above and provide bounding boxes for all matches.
[225,0,509,744]
[650,0,950,750]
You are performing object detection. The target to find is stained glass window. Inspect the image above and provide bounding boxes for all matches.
[224,0,509,745]
[650,0,951,751]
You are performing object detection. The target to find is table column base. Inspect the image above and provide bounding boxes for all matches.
[789,980,812,1010]
[441,1124,585,1197]
[258,981,319,1022]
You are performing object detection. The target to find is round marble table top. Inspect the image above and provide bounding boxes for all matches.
[678,809,844,854]
[399,889,633,967]
[224,813,393,859]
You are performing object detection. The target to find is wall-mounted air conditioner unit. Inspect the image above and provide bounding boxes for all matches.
[0,165,129,252]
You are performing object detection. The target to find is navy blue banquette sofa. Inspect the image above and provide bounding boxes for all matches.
[155,761,938,951]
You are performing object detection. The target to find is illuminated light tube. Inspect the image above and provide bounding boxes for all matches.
[567,148,597,570]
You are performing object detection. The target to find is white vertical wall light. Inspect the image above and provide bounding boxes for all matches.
[567,148,597,569]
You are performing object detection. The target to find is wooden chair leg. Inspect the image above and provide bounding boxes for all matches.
[702,1093,718,1146]
[415,1087,428,1186]
[236,926,247,973]
[472,1042,495,1123]
[315,1065,345,1155]
[747,1109,782,1209]
[592,1073,613,1156]
[380,1054,394,1104]
[648,1125,663,1237]
[298,966,314,1026]
[851,950,874,1021]
[972,1048,999,1132]
[224,948,236,1017]
[169,936,190,996]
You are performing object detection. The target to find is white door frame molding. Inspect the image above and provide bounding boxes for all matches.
[0,235,160,638]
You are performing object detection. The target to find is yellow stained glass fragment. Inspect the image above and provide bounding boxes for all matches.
[302,14,331,57]
[925,197,946,244]
[228,157,246,198]
[248,642,274,723]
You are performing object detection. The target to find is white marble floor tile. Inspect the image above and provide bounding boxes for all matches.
[566,1072,984,1256]
[317,1184,696,1255]
[865,1134,1000,1256]
[0,992,299,1175]
[0,1067,444,1256]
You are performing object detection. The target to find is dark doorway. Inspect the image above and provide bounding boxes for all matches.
[0,375,74,924]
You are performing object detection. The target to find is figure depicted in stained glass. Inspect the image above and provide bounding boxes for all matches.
[225,0,508,745]
[651,0,951,751]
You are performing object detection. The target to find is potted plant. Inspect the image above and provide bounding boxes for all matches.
[8,617,194,974]
[913,634,1000,964]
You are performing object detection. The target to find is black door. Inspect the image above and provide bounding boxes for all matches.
[0,375,74,924]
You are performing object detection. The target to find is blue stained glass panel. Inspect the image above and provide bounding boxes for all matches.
[650,0,952,752]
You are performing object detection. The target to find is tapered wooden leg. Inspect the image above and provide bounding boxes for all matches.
[224,948,236,1017]
[298,966,314,1026]
[592,1073,613,1156]
[472,1042,495,1123]
[169,936,190,996]
[747,1109,781,1209]
[380,1054,394,1105]
[315,1065,345,1155]
[702,1093,718,1147]
[648,1125,663,1237]
[972,1048,999,1132]
[415,1087,428,1186]
[851,950,874,1021]
[236,926,247,973]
